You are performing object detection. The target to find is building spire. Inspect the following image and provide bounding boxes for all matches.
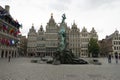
[73,20,75,24]
[32,23,34,27]
[48,13,55,25]
[51,13,53,19]
[51,13,53,16]
[40,24,43,31]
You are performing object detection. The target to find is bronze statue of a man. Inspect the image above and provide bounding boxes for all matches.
[61,14,66,23]
[59,14,66,51]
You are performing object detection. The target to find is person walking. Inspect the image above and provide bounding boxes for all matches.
[115,52,118,63]
[8,55,11,62]
[119,54,120,60]
[108,53,112,63]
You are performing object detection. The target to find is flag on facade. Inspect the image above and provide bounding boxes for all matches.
[10,39,15,45]
[14,29,20,36]
[0,38,1,43]
[4,39,7,45]
[11,40,14,45]
[9,28,14,34]
[1,38,5,44]
[17,29,20,33]
[0,24,2,28]
[6,39,10,46]
[2,24,8,30]
[10,40,13,45]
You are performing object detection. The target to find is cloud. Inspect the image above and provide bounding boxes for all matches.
[49,3,68,11]
[57,0,72,4]
[88,0,115,6]
[75,0,120,11]
[48,0,72,11]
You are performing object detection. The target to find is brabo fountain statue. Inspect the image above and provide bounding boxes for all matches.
[58,14,66,52]
[47,14,88,64]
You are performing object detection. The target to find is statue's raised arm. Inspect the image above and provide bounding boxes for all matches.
[61,14,66,23]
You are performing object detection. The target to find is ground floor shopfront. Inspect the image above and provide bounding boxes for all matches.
[27,47,57,57]
[0,46,18,58]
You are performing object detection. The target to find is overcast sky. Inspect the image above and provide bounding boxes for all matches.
[0,0,120,40]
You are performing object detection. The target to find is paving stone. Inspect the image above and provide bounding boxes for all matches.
[0,57,120,80]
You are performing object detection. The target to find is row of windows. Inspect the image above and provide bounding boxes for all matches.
[69,40,80,42]
[81,44,88,48]
[81,53,88,56]
[114,46,120,50]
[113,41,120,45]
[70,44,80,47]
[81,50,88,52]
[114,37,120,40]
[37,44,45,47]
[28,34,36,37]
[91,34,97,37]
[36,48,45,51]
[46,29,58,33]
[69,35,80,37]
[37,37,45,41]
[46,48,57,52]
[71,48,80,51]
[28,37,36,41]
[28,43,89,48]
[27,43,36,47]
[27,48,36,52]
[81,34,88,37]
[81,50,88,56]
[70,38,89,42]
[81,38,89,42]
[28,48,58,51]
[46,42,58,46]
[46,35,58,39]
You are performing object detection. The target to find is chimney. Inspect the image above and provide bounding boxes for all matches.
[5,5,10,13]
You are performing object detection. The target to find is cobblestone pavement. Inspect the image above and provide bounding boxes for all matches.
[0,57,120,80]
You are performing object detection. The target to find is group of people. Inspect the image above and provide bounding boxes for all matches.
[108,52,119,63]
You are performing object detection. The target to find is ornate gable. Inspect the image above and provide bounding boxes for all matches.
[47,13,56,28]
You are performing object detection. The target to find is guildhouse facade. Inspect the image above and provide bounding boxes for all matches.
[99,30,120,57]
[18,35,27,56]
[0,5,21,58]
[45,14,59,56]
[36,25,46,57]
[27,24,37,56]
[69,22,80,57]
[27,14,98,57]
[80,27,98,57]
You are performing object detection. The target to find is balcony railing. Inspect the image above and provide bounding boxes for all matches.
[0,31,18,40]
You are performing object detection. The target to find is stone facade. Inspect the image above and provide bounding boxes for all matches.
[69,22,80,57]
[27,24,37,56]
[0,5,21,58]
[80,27,98,57]
[36,25,46,57]
[45,14,59,56]
[27,14,98,57]
[99,30,120,57]
[18,35,27,56]
[99,39,112,57]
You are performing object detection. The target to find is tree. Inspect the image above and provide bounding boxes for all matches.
[88,38,100,57]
